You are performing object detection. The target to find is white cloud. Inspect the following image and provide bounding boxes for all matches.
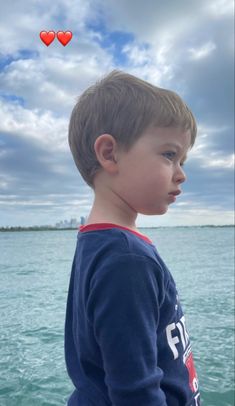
[0,0,93,54]
[171,209,234,226]
[201,153,234,169]
[205,0,234,17]
[0,180,7,189]
[0,99,68,151]
[137,208,234,227]
[93,0,207,42]
[188,41,216,60]
[121,38,174,85]
[122,43,150,65]
[0,47,114,115]
[188,125,234,170]
[0,199,56,207]
[175,201,201,208]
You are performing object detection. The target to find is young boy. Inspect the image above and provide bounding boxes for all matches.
[65,70,201,405]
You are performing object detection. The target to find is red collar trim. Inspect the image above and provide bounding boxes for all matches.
[79,223,153,244]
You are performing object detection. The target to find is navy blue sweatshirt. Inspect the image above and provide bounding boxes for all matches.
[65,223,200,405]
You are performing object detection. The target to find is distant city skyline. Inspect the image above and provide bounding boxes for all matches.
[0,216,87,229]
[55,216,86,229]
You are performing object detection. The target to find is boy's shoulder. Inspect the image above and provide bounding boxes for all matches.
[78,224,154,257]
[77,225,171,281]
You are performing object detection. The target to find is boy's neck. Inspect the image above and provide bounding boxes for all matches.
[85,187,138,232]
[85,216,138,232]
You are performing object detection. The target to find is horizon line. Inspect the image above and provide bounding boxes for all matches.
[0,224,234,230]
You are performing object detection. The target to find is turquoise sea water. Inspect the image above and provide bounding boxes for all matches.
[0,227,234,406]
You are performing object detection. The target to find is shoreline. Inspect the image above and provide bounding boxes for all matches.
[0,225,233,232]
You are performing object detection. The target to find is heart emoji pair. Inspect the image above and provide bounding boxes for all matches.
[40,31,73,46]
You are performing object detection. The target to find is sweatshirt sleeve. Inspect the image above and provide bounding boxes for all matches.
[86,253,167,406]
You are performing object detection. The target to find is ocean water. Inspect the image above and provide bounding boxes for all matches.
[0,227,234,406]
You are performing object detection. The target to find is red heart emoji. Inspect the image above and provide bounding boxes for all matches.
[57,31,73,46]
[40,31,56,46]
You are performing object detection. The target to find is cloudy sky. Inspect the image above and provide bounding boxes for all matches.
[0,0,234,227]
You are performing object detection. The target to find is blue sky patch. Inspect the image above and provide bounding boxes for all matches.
[0,49,39,71]
[0,93,25,107]
[87,19,136,65]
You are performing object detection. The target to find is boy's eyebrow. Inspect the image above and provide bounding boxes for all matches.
[160,142,183,150]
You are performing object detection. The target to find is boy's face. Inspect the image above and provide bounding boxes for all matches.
[114,126,191,216]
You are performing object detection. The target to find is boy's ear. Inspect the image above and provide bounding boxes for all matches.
[94,134,118,173]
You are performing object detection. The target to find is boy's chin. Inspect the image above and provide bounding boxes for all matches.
[139,205,168,216]
[156,207,168,215]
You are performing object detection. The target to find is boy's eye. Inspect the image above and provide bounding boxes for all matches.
[163,151,176,160]
[163,151,185,167]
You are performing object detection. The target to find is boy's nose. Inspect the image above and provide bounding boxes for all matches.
[174,166,187,184]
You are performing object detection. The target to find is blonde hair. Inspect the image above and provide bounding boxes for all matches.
[68,70,197,187]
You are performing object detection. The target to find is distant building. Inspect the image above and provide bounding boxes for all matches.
[70,218,78,228]
[80,216,86,225]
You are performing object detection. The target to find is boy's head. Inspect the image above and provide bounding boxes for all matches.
[68,70,197,191]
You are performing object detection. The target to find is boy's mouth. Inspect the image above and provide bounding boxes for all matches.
[168,190,181,203]
[169,190,181,197]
